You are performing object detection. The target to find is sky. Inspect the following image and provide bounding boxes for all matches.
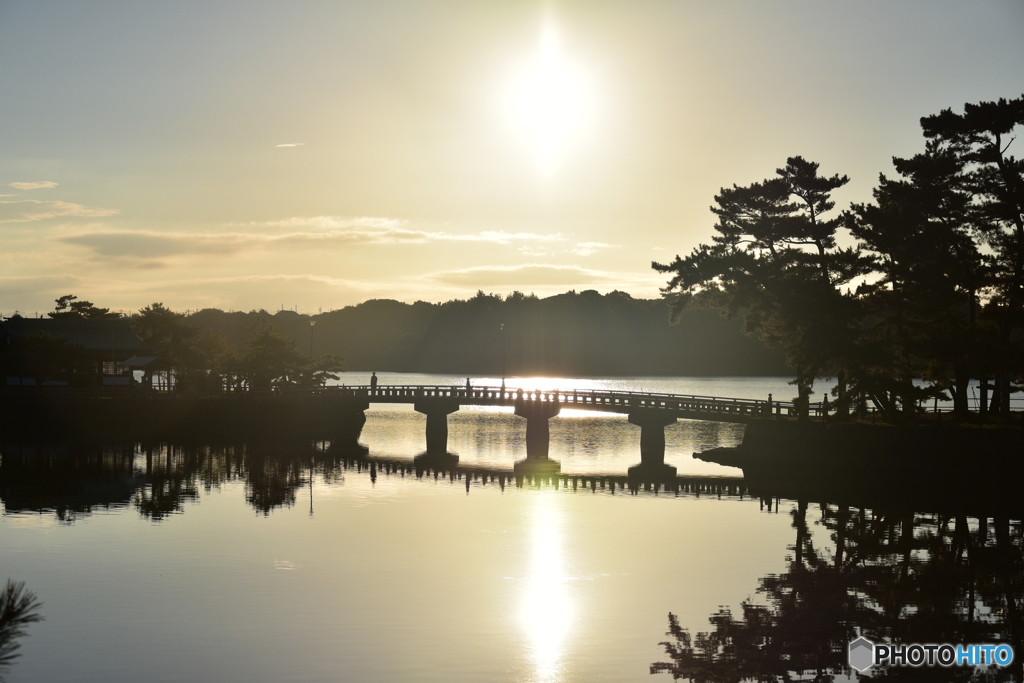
[2,0,1023,316]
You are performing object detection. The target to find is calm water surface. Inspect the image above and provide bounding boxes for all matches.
[2,376,1021,682]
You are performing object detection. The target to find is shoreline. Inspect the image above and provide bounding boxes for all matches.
[695,419,1024,504]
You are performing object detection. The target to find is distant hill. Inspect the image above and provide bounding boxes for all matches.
[186,290,791,377]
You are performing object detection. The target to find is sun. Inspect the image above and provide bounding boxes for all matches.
[502,19,597,178]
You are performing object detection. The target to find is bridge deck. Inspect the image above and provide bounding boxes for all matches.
[322,384,804,422]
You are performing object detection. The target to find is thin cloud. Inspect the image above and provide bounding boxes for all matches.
[135,273,369,291]
[239,216,408,230]
[246,217,565,243]
[62,232,239,259]
[61,226,566,261]
[8,181,58,190]
[237,217,567,244]
[61,230,396,260]
[275,143,306,148]
[431,263,616,287]
[478,231,565,244]
[127,273,377,311]
[28,273,378,315]
[0,274,83,296]
[572,241,617,256]
[0,199,118,223]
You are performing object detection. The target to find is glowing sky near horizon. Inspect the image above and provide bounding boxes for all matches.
[1,1,1022,315]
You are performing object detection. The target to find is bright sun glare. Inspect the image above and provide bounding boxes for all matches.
[503,19,596,178]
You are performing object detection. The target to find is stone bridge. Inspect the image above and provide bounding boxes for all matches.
[314,384,807,480]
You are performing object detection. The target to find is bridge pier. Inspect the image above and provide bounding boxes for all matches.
[513,398,561,475]
[413,450,459,471]
[333,399,370,452]
[627,409,677,481]
[414,399,460,454]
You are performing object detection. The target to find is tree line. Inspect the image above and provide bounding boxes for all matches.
[1,290,791,389]
[132,303,345,390]
[0,296,343,390]
[180,289,791,378]
[654,95,1024,421]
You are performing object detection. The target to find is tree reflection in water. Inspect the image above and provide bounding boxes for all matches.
[0,439,354,520]
[652,499,1024,682]
[130,440,355,517]
[6,440,1024,681]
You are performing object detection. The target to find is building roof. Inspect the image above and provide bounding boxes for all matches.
[1,318,151,354]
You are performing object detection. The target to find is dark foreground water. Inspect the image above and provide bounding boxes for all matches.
[2,378,1022,682]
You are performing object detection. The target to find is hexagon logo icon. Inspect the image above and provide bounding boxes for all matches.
[849,637,874,672]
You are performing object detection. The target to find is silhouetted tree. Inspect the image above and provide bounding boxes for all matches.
[848,142,986,418]
[132,303,193,355]
[654,97,1024,420]
[48,294,119,319]
[305,353,345,387]
[240,316,311,389]
[920,95,1024,417]
[0,580,43,682]
[181,329,235,391]
[653,157,871,418]
[133,303,235,391]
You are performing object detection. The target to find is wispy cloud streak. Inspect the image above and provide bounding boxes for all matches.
[60,225,567,260]
[8,181,58,190]
[571,241,617,256]
[430,263,615,287]
[0,199,119,223]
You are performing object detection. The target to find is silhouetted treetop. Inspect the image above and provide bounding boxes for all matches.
[48,294,119,319]
[0,580,44,681]
[656,95,1024,422]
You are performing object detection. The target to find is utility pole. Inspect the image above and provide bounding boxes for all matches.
[500,322,506,385]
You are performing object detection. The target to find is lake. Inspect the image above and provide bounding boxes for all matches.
[2,375,1021,682]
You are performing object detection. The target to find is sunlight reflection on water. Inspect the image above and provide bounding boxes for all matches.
[522,494,572,683]
[358,404,744,476]
[0,417,808,683]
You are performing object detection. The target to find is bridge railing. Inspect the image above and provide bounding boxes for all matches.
[319,384,802,418]
[11,382,1021,419]
[15,382,1019,418]
[320,384,1024,418]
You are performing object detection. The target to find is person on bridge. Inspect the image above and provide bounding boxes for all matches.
[465,377,471,391]
[370,372,378,391]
